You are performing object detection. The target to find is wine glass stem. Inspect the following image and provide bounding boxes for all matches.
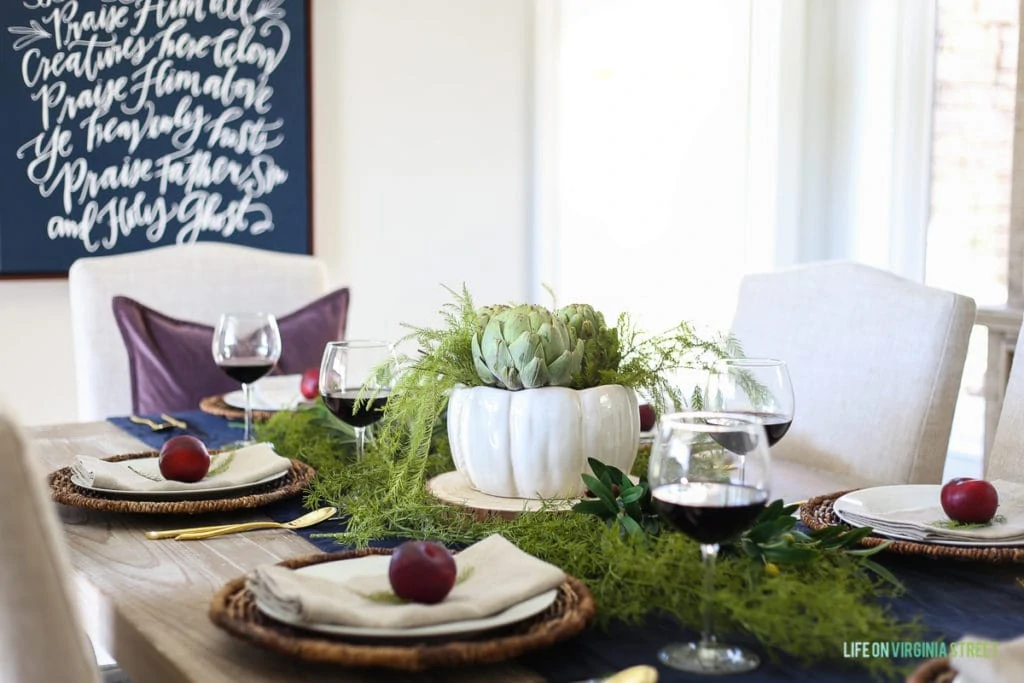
[354,426,366,460]
[699,543,719,649]
[242,382,253,443]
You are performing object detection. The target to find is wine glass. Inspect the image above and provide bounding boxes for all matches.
[319,340,396,460]
[704,358,794,448]
[648,412,771,674]
[212,313,282,446]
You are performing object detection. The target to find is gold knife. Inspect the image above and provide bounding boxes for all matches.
[606,666,658,683]
[571,666,659,683]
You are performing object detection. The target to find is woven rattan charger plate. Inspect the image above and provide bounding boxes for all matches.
[906,658,957,683]
[210,547,596,671]
[49,451,316,515]
[199,394,277,422]
[800,490,1024,563]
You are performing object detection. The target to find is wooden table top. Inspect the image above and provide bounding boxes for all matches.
[28,421,543,683]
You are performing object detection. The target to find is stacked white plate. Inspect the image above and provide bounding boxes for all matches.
[833,482,1024,547]
[223,374,309,411]
[252,554,559,639]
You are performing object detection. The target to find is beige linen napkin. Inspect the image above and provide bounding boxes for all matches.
[71,442,291,492]
[953,634,1024,683]
[248,534,566,629]
[840,480,1024,542]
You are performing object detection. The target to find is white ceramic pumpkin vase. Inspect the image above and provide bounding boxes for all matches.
[447,384,641,499]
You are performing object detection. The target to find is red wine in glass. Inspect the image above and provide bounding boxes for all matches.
[320,340,396,460]
[705,358,795,448]
[322,390,391,429]
[742,412,791,447]
[212,313,282,446]
[707,412,792,451]
[647,412,771,675]
[652,482,768,544]
[217,358,276,385]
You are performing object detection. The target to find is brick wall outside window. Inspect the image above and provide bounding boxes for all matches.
[926,0,1018,459]
[927,0,1018,306]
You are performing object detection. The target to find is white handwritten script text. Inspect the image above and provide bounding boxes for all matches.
[9,0,292,252]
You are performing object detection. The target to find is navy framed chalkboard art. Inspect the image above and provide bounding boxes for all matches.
[0,0,312,277]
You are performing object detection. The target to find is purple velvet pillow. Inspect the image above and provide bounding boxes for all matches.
[112,289,350,414]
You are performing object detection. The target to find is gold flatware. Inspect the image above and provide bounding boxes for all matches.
[159,413,210,438]
[571,666,659,683]
[146,507,338,540]
[129,415,173,431]
[159,413,189,430]
[172,506,338,541]
[606,665,658,683]
[146,522,251,540]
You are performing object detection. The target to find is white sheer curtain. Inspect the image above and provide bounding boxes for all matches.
[532,0,936,335]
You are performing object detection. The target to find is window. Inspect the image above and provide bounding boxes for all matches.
[926,0,1018,465]
[534,0,764,334]
[537,0,1019,474]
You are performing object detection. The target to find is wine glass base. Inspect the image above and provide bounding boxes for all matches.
[221,439,257,450]
[658,642,760,675]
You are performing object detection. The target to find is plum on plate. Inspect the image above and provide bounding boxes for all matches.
[158,435,211,483]
[388,540,457,604]
[940,477,999,524]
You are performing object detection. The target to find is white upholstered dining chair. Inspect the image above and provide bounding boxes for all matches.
[987,342,1024,482]
[69,243,330,420]
[729,261,977,502]
[0,409,103,682]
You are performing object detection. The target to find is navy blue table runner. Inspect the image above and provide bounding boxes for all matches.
[107,411,1024,681]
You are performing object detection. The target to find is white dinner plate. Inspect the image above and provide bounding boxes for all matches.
[254,554,560,639]
[833,485,1024,547]
[223,374,307,411]
[70,470,289,501]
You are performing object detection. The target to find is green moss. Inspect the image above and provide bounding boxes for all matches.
[257,408,919,680]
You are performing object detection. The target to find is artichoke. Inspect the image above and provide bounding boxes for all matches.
[472,304,584,390]
[474,304,510,334]
[556,304,622,389]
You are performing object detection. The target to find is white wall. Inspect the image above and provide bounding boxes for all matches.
[0,281,74,425]
[324,0,532,344]
[0,0,533,425]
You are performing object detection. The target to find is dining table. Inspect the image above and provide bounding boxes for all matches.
[27,412,1024,683]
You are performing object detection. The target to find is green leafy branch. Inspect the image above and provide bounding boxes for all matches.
[257,411,920,679]
[572,458,660,538]
[205,451,236,478]
[573,458,899,588]
[738,500,899,588]
[928,515,1006,530]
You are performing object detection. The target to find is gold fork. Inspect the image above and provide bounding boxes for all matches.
[129,415,173,431]
[159,413,210,438]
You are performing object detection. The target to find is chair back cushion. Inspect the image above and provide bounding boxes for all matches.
[988,328,1024,481]
[69,243,331,420]
[730,261,976,488]
[113,288,349,414]
[0,411,100,682]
